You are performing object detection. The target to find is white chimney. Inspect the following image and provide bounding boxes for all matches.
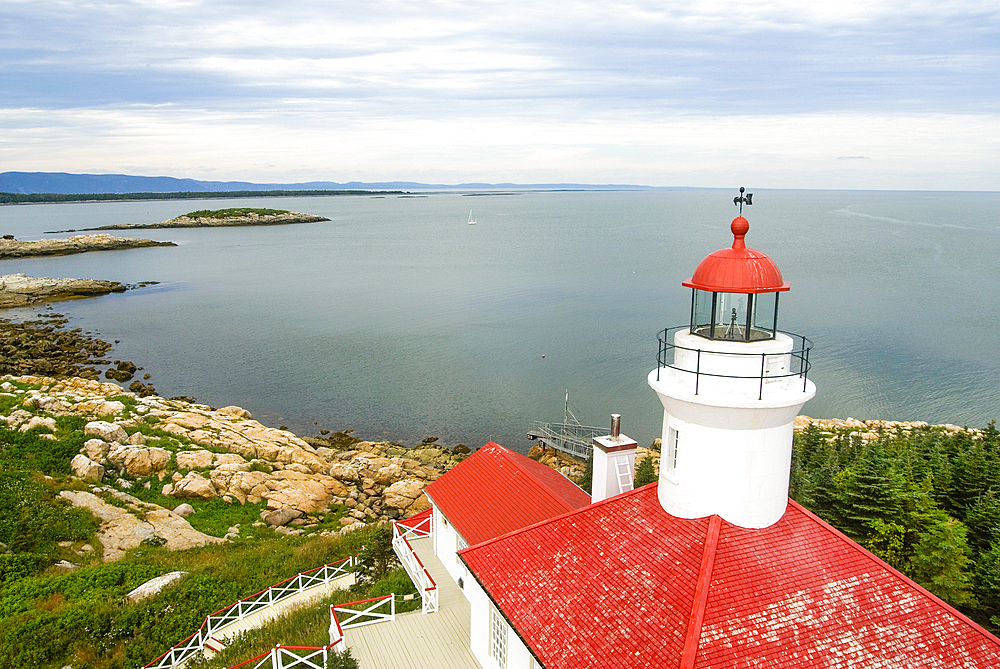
[591,414,638,503]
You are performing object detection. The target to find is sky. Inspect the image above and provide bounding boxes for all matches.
[1,0,998,189]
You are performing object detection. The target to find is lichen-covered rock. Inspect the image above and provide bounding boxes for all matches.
[71,454,104,481]
[171,472,218,500]
[85,420,128,443]
[176,449,214,470]
[107,445,170,477]
[81,438,110,463]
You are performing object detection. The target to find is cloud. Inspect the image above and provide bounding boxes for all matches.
[1,0,997,187]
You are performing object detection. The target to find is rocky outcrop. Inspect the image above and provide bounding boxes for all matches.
[0,234,174,259]
[0,274,128,308]
[2,374,461,542]
[90,212,328,230]
[57,489,223,561]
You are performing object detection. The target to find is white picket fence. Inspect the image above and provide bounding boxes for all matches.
[234,594,397,669]
[144,557,355,669]
[148,509,438,669]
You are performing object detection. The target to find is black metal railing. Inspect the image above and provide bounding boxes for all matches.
[655,325,812,399]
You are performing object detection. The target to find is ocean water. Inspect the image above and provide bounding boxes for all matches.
[0,189,997,452]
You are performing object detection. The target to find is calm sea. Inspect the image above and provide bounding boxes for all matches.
[1,189,997,452]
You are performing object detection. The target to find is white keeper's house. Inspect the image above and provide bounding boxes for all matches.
[406,205,1000,668]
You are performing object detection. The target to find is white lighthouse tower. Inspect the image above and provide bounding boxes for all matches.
[647,196,815,528]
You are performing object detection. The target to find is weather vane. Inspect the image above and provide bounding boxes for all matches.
[734,186,752,215]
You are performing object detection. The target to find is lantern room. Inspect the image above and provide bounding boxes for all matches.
[682,215,789,342]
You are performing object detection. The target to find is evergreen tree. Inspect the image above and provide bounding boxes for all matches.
[965,489,1000,557]
[908,508,977,608]
[634,456,656,488]
[354,525,397,589]
[973,540,1000,623]
[862,518,907,571]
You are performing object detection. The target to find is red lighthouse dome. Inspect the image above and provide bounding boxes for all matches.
[682,216,790,294]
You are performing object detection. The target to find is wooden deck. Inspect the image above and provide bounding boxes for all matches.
[344,536,483,669]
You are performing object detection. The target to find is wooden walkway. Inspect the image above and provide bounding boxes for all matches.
[344,536,483,669]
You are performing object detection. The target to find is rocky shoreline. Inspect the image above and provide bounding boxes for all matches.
[0,233,175,259]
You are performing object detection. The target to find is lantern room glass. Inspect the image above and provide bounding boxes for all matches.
[689,289,779,342]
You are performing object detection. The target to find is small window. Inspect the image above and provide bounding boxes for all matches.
[456,534,468,564]
[490,605,508,668]
[666,427,679,474]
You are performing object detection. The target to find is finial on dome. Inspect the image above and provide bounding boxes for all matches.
[731,216,749,250]
[733,186,752,215]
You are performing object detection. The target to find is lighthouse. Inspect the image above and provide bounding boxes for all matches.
[647,195,816,528]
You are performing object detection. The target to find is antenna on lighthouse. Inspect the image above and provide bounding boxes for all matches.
[733,186,753,215]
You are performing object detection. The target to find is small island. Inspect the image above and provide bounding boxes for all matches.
[0,273,136,308]
[0,233,175,259]
[81,207,330,230]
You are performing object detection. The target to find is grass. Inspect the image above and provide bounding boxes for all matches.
[0,529,373,669]
[182,208,289,219]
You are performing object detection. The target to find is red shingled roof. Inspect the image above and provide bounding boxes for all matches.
[460,484,1000,669]
[423,442,591,546]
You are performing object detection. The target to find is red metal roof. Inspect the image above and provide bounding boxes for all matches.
[423,442,591,546]
[682,216,790,294]
[460,485,1000,669]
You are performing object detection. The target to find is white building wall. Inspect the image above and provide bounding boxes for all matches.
[466,575,534,669]
[429,502,471,595]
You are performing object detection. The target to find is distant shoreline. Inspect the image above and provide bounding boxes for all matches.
[0,189,404,205]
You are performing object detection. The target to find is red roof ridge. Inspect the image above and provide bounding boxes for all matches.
[459,482,653,554]
[679,514,722,669]
[787,499,1000,646]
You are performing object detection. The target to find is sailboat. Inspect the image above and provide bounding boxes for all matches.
[467,209,477,225]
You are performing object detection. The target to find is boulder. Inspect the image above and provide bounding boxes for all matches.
[217,405,253,419]
[107,445,170,477]
[71,454,105,481]
[173,503,195,518]
[171,472,218,500]
[81,438,110,462]
[85,420,128,443]
[20,415,56,432]
[382,479,427,510]
[127,571,187,603]
[261,508,303,527]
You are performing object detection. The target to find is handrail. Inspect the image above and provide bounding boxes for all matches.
[655,325,813,396]
[391,521,439,613]
[332,593,396,630]
[145,557,355,669]
[393,507,433,540]
[228,644,335,669]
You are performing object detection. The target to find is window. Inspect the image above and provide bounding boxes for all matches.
[490,605,508,668]
[666,427,679,474]
[456,534,468,564]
